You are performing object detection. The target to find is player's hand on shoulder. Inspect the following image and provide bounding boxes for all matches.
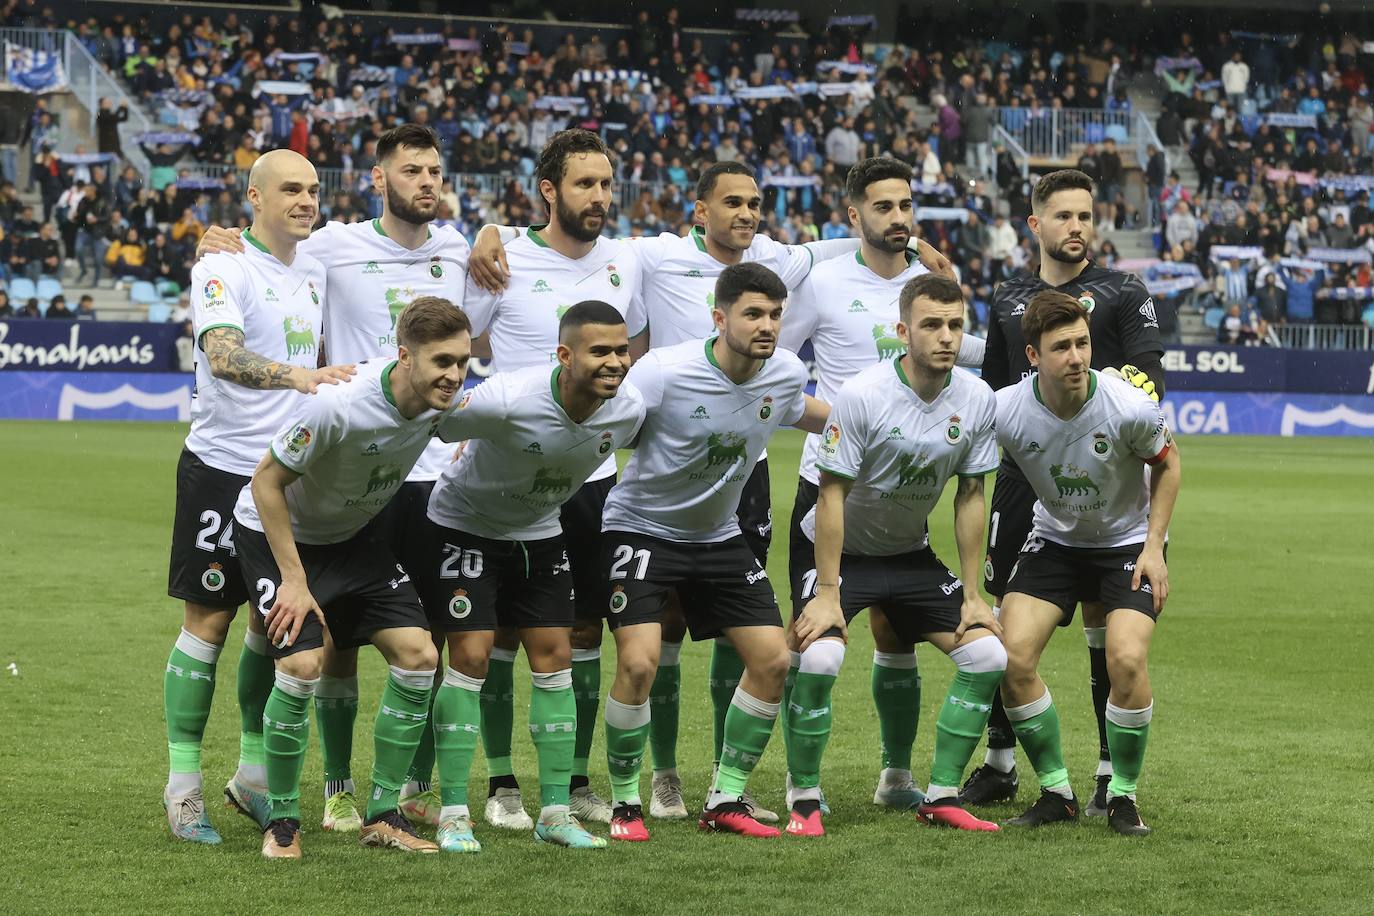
[794,593,847,651]
[197,226,244,259]
[913,237,955,279]
[1132,544,1168,614]
[956,593,1002,640]
[265,577,326,649]
[298,363,356,394]
[469,224,510,292]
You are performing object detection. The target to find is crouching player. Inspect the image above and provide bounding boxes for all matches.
[995,291,1180,836]
[791,275,1005,836]
[234,298,472,858]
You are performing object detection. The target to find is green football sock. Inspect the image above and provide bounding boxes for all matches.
[434,669,483,808]
[164,629,221,785]
[570,649,601,780]
[648,642,682,771]
[405,674,441,788]
[1006,690,1070,791]
[930,669,1005,788]
[714,687,779,799]
[780,652,799,764]
[236,631,274,780]
[480,649,517,779]
[365,667,433,820]
[709,640,745,765]
[786,671,836,791]
[263,674,316,821]
[872,651,920,771]
[604,696,651,804]
[528,670,577,808]
[1105,702,1153,797]
[314,675,358,787]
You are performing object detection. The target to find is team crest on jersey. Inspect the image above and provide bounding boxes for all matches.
[201,563,226,592]
[202,277,227,311]
[944,415,962,445]
[598,431,614,455]
[1077,293,1095,314]
[430,257,444,279]
[448,589,472,619]
[1091,432,1111,459]
[983,555,995,583]
[308,281,319,305]
[758,396,773,421]
[609,585,628,614]
[284,424,312,457]
[607,264,621,287]
[283,316,316,357]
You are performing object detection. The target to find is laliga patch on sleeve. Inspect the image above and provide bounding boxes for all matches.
[202,277,228,311]
[284,424,313,458]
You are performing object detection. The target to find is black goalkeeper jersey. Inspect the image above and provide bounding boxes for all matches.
[984,263,1165,480]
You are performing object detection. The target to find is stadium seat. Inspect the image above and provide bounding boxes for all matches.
[1362,304,1374,328]
[8,276,36,303]
[1204,307,1225,329]
[156,279,181,298]
[146,302,173,322]
[129,281,161,305]
[37,277,63,303]
[1084,123,1105,143]
[1105,124,1128,143]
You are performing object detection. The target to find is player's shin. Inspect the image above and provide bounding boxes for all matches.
[480,648,518,789]
[366,666,434,820]
[264,671,318,821]
[433,668,483,816]
[164,628,222,794]
[709,639,745,765]
[871,650,920,776]
[1105,701,1152,798]
[928,638,1007,798]
[315,674,359,798]
[1005,689,1071,794]
[236,630,274,787]
[604,696,651,804]
[570,648,602,786]
[648,642,683,773]
[1086,626,1113,772]
[528,668,577,816]
[711,687,780,804]
[787,640,844,802]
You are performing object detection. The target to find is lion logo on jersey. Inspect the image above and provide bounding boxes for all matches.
[704,432,748,469]
[1050,464,1100,497]
[365,463,404,496]
[896,452,938,489]
[872,323,904,360]
[530,467,573,495]
[282,316,316,358]
[385,287,414,329]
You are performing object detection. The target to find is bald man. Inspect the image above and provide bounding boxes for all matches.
[162,148,354,845]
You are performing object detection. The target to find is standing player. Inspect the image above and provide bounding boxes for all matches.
[161,150,352,843]
[963,169,1165,814]
[469,157,950,822]
[598,263,828,842]
[778,157,985,813]
[790,274,1003,837]
[195,124,475,831]
[418,301,645,852]
[993,291,1179,836]
[235,297,472,858]
[460,129,640,828]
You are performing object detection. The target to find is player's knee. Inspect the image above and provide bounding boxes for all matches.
[617,652,659,695]
[277,651,322,682]
[952,635,1008,673]
[751,644,793,688]
[182,603,233,645]
[1107,642,1148,685]
[450,642,491,679]
[798,638,846,678]
[390,638,439,673]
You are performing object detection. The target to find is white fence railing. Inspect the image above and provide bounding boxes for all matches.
[996,107,1134,161]
[993,125,1029,180]
[1275,323,1373,350]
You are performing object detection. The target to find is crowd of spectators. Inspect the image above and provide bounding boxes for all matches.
[1149,30,1374,335]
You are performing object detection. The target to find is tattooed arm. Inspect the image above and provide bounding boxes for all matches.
[202,327,354,393]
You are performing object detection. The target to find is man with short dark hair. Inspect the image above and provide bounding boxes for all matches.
[237,297,473,858]
[44,293,74,318]
[994,291,1180,837]
[599,262,828,842]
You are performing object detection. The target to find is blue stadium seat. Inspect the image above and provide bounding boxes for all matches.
[1105,124,1128,143]
[146,302,173,322]
[1363,304,1374,328]
[37,277,63,304]
[1084,123,1105,143]
[129,280,161,305]
[1203,307,1225,329]
[8,277,36,303]
[156,279,181,298]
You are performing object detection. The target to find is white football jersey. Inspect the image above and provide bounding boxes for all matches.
[462,228,640,481]
[627,227,819,345]
[995,370,1173,548]
[804,361,997,556]
[602,338,809,543]
[186,232,326,476]
[302,219,471,482]
[234,358,451,545]
[779,250,930,484]
[430,365,646,541]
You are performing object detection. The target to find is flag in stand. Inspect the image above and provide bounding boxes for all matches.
[4,42,68,93]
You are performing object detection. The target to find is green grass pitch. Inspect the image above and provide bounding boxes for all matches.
[1,422,1370,914]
